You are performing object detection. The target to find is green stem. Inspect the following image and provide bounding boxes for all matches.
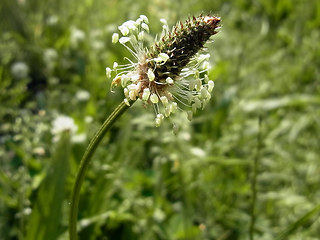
[249,115,262,240]
[69,100,134,240]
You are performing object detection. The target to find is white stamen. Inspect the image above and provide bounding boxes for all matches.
[204,74,210,83]
[136,18,143,25]
[112,33,119,43]
[159,53,169,62]
[160,19,167,25]
[189,79,196,90]
[150,93,159,103]
[155,118,161,127]
[141,23,149,32]
[119,37,131,44]
[170,102,177,113]
[194,97,201,108]
[166,77,174,85]
[164,106,171,117]
[208,80,215,92]
[142,88,150,101]
[160,96,169,106]
[200,86,209,99]
[124,88,129,98]
[124,98,130,106]
[121,75,130,87]
[106,67,112,78]
[130,35,137,45]
[196,78,202,91]
[139,15,149,24]
[192,103,197,113]
[198,53,210,63]
[123,20,137,31]
[118,25,129,36]
[138,31,145,41]
[202,61,210,70]
[147,68,155,81]
[187,92,193,104]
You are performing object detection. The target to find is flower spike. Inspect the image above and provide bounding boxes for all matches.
[107,15,221,126]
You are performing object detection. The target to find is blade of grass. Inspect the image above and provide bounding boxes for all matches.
[26,132,71,240]
[275,204,320,240]
[69,100,134,240]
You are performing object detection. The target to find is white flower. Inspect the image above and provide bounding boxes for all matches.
[76,90,90,101]
[43,48,58,64]
[11,62,29,79]
[70,27,85,47]
[51,115,78,141]
[107,15,221,127]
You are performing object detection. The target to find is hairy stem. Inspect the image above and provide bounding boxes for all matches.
[69,100,134,240]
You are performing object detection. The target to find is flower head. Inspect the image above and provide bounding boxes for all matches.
[51,115,78,142]
[107,15,221,126]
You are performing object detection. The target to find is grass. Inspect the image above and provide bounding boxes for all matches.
[0,0,320,239]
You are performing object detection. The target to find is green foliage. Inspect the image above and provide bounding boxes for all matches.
[1,0,320,239]
[26,132,71,240]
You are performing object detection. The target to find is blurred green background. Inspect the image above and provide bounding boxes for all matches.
[1,0,320,239]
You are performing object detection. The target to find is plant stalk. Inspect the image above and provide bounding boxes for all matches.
[69,100,134,240]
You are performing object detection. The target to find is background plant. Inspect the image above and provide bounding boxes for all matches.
[0,0,320,239]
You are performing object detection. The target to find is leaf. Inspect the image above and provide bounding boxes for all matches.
[240,95,320,112]
[26,132,71,240]
[275,204,320,240]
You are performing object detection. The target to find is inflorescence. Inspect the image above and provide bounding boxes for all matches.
[106,15,221,126]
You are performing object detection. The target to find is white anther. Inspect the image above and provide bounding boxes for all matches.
[139,15,149,23]
[147,68,155,81]
[194,97,202,109]
[198,53,210,63]
[124,98,130,106]
[189,79,196,90]
[170,102,177,113]
[192,103,197,113]
[124,88,129,98]
[200,86,209,99]
[106,67,112,78]
[112,33,119,44]
[160,96,169,106]
[159,53,169,62]
[141,23,149,32]
[129,90,137,100]
[118,25,129,36]
[150,93,159,104]
[196,78,202,91]
[123,20,136,31]
[142,88,150,101]
[166,77,174,85]
[208,80,215,92]
[119,37,131,44]
[160,19,167,25]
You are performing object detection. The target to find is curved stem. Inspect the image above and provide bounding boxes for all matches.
[69,100,135,240]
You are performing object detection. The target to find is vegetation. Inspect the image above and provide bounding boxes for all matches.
[1,0,319,239]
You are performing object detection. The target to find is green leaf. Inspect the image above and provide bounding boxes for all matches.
[275,204,320,240]
[26,133,71,240]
